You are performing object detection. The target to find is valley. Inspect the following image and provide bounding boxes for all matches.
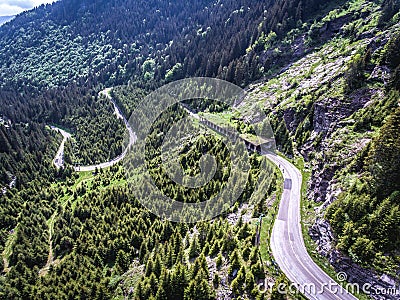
[0,0,399,299]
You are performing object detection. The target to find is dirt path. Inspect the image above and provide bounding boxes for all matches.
[38,212,56,276]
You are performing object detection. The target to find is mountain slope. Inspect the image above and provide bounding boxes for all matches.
[0,0,344,88]
[240,0,400,295]
[0,0,215,87]
[0,0,399,299]
[0,16,14,26]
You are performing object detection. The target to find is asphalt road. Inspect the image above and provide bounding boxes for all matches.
[51,89,135,172]
[266,152,358,300]
[73,89,136,172]
[51,126,71,169]
[177,108,358,299]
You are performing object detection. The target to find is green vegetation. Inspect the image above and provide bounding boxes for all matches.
[327,105,400,275]
[244,0,400,289]
[62,93,126,166]
[1,0,400,298]
[199,111,238,128]
[199,111,261,140]
[1,93,278,299]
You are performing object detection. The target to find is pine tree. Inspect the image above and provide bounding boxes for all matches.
[213,273,220,288]
[231,266,246,294]
[171,263,188,300]
[155,268,170,300]
[184,276,214,300]
[145,259,154,277]
[245,270,256,292]
[115,249,130,272]
[228,249,241,276]
[149,273,158,297]
[189,234,200,259]
[153,253,163,278]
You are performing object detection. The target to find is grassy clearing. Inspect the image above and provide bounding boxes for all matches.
[199,111,237,128]
[51,167,126,210]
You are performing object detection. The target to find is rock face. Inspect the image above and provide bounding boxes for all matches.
[309,218,335,257]
[329,252,400,300]
[312,91,372,137]
[312,100,336,133]
[310,222,400,300]
[307,160,337,202]
[318,14,354,40]
[292,84,400,299]
[299,89,377,202]
[370,65,391,84]
[309,187,400,300]
[283,107,301,133]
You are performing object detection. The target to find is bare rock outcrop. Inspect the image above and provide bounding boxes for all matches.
[310,217,400,300]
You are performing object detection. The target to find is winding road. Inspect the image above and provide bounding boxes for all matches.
[266,152,358,300]
[186,108,357,299]
[50,91,358,299]
[51,88,136,172]
[51,126,71,169]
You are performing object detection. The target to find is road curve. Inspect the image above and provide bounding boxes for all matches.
[73,88,136,172]
[51,89,135,172]
[51,126,71,169]
[181,107,357,299]
[266,152,358,300]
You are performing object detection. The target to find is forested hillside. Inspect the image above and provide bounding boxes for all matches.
[236,0,400,287]
[0,0,349,196]
[0,16,14,26]
[0,0,345,88]
[0,0,399,299]
[0,0,215,87]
